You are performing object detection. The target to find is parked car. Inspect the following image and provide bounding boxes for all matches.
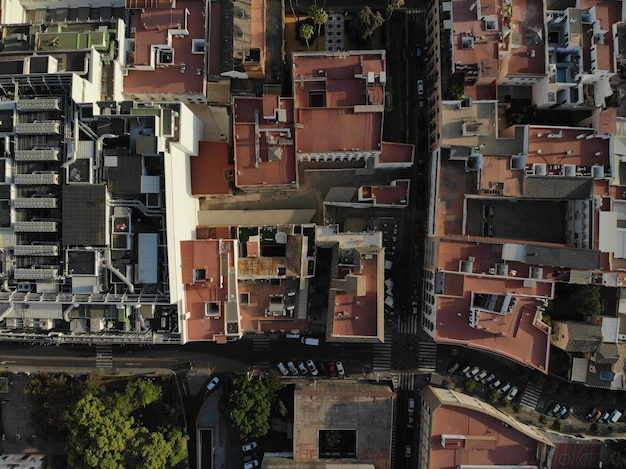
[301,336,319,346]
[599,411,610,423]
[555,406,569,419]
[482,373,496,385]
[448,362,460,374]
[489,379,502,390]
[328,361,336,377]
[287,361,298,375]
[242,441,258,453]
[244,460,259,469]
[547,403,562,417]
[297,361,308,374]
[206,376,220,392]
[465,366,480,379]
[407,413,414,429]
[506,386,519,401]
[405,445,412,458]
[408,398,415,414]
[306,359,319,376]
[276,362,289,376]
[585,408,599,422]
[498,382,511,395]
[336,361,345,376]
[460,365,471,376]
[474,370,488,382]
[417,79,424,95]
[609,409,623,424]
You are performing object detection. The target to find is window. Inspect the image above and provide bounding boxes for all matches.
[319,430,356,459]
[239,293,250,305]
[193,268,206,282]
[205,302,220,317]
[192,39,205,54]
[309,91,326,107]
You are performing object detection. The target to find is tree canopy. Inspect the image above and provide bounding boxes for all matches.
[549,284,601,320]
[65,378,187,469]
[354,7,385,41]
[221,372,284,439]
[299,23,315,49]
[308,5,328,36]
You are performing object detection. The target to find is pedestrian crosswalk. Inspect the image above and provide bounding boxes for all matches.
[519,384,543,409]
[398,372,419,390]
[417,340,437,371]
[252,336,271,369]
[95,344,113,369]
[373,331,393,371]
[397,315,420,335]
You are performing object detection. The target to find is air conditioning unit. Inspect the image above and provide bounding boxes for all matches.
[17,282,33,292]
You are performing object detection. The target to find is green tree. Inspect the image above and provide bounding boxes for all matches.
[308,5,328,40]
[512,404,521,414]
[499,397,510,408]
[552,419,563,431]
[445,83,464,100]
[354,7,385,41]
[66,378,186,469]
[463,379,475,392]
[590,422,600,435]
[487,390,499,404]
[325,430,342,449]
[222,372,284,439]
[25,373,74,442]
[538,415,547,425]
[299,23,315,50]
[551,284,601,320]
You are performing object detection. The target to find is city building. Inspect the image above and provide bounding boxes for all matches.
[262,380,395,468]
[419,386,554,469]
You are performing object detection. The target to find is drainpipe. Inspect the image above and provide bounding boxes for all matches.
[103,261,134,294]
[94,134,117,170]
[63,303,79,322]
[61,111,80,169]
[0,303,14,322]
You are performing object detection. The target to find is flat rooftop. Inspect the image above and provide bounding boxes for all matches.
[435,239,552,371]
[233,97,297,188]
[190,141,232,196]
[123,0,205,96]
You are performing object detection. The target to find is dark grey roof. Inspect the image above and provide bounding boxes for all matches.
[62,184,106,246]
[522,177,593,199]
[555,321,602,353]
[525,244,600,270]
[103,153,142,196]
[220,0,251,74]
[67,250,96,275]
[596,342,620,365]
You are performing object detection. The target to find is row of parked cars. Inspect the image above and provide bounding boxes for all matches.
[448,363,519,401]
[242,441,259,469]
[585,408,623,424]
[546,402,572,419]
[276,360,345,378]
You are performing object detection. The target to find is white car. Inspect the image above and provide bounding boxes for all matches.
[336,361,345,376]
[206,376,220,392]
[498,382,511,395]
[506,386,519,401]
[417,79,424,95]
[276,362,289,376]
[306,359,318,376]
[297,361,308,374]
[242,441,258,453]
[474,370,488,382]
[287,361,298,375]
[465,366,480,379]
[244,460,259,469]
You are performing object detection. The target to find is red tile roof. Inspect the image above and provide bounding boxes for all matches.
[331,251,382,338]
[430,405,541,469]
[190,141,233,196]
[181,239,235,342]
[292,51,386,154]
[377,142,414,165]
[123,0,205,96]
[527,126,611,169]
[233,96,297,188]
[435,238,552,371]
[361,180,410,206]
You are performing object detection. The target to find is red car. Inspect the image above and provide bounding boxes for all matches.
[328,361,336,377]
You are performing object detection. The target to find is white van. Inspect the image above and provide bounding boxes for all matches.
[609,409,623,424]
[301,336,319,346]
